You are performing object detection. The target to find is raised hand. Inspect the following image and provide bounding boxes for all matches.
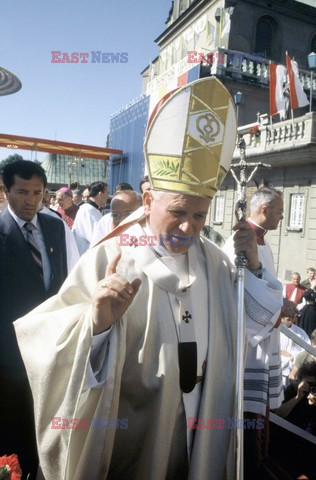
[296,380,310,401]
[92,252,142,334]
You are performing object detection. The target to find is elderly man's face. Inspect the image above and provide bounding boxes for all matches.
[143,191,210,254]
[263,195,284,230]
[56,192,73,210]
[111,193,139,228]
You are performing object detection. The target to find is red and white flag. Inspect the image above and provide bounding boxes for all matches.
[286,53,309,110]
[269,63,286,118]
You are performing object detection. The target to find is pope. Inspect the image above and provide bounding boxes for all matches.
[15,78,283,480]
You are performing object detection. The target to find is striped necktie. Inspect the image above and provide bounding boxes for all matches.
[24,222,43,279]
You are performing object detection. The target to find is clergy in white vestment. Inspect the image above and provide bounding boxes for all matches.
[223,187,286,416]
[72,181,109,255]
[40,205,80,273]
[14,78,283,480]
[223,187,294,476]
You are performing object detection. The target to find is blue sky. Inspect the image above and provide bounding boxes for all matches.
[0,0,171,162]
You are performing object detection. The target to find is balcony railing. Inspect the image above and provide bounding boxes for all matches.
[233,112,316,159]
[212,48,316,95]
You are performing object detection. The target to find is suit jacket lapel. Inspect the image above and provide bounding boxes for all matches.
[0,209,43,283]
[38,212,62,283]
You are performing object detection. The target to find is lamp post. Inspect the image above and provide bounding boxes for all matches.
[307,52,316,113]
[234,91,243,124]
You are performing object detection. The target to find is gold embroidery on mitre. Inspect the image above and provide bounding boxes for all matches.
[152,158,180,178]
[196,112,221,144]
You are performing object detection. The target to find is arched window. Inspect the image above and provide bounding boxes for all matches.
[255,16,279,61]
[312,34,316,53]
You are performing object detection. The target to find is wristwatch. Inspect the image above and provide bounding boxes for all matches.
[248,262,263,278]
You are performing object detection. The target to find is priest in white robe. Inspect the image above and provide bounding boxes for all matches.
[14,78,283,480]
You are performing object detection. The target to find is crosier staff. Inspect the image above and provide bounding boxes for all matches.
[230,137,271,480]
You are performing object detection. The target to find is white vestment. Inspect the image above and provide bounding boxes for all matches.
[223,231,284,414]
[72,203,102,255]
[90,212,113,247]
[15,221,282,480]
[41,206,80,273]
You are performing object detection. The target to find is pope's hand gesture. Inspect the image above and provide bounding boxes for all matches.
[92,253,141,334]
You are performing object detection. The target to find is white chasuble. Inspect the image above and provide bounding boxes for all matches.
[14,219,283,480]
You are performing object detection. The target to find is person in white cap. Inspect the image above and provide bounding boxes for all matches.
[14,78,283,480]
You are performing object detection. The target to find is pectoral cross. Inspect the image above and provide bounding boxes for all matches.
[182,311,192,323]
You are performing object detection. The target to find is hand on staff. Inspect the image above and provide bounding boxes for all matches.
[92,253,142,335]
[232,220,260,271]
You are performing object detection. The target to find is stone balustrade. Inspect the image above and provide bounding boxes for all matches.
[233,112,316,159]
[213,48,316,93]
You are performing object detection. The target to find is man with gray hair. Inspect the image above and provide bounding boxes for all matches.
[91,190,142,246]
[248,187,284,240]
[56,187,79,229]
[223,186,290,475]
[224,186,284,283]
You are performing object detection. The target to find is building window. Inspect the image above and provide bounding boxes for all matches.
[255,16,279,61]
[213,194,224,223]
[289,193,305,229]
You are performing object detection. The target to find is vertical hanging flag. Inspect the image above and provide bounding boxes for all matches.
[206,21,215,48]
[286,53,309,110]
[220,9,231,45]
[269,63,287,118]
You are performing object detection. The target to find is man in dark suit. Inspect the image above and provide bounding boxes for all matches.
[0,160,68,479]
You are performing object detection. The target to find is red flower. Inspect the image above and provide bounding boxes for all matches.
[0,455,22,480]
